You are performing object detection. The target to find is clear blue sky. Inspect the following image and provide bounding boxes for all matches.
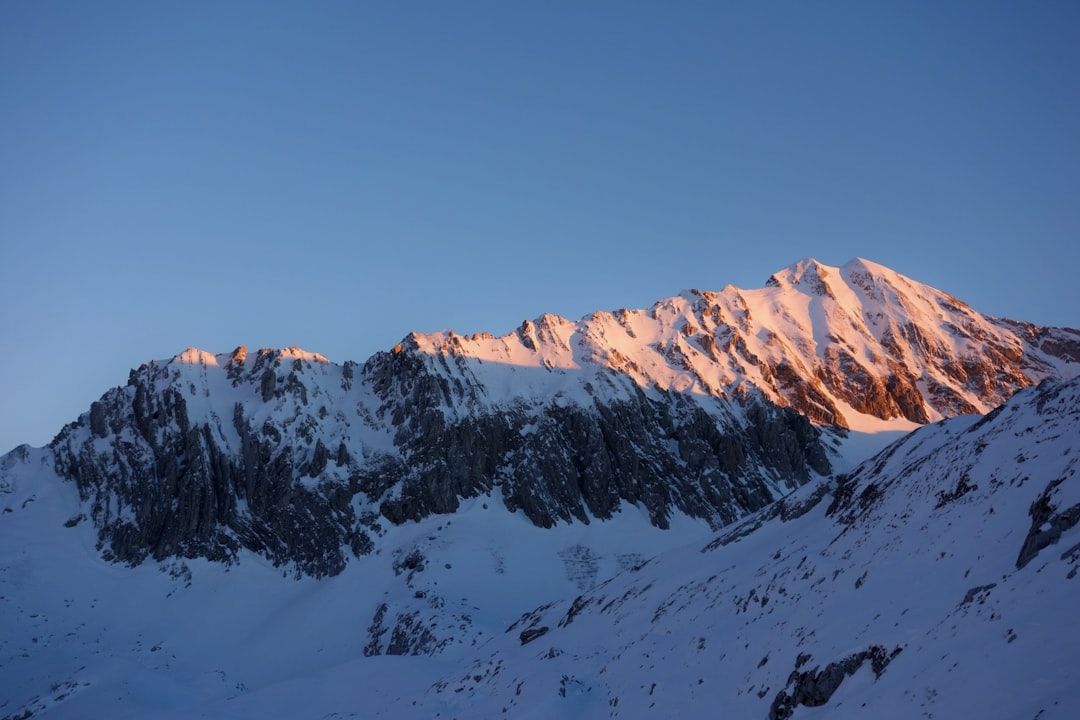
[2,1,1078,452]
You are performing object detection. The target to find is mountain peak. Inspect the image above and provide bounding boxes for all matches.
[765,257,836,297]
[169,345,329,369]
[841,256,892,277]
[766,257,902,286]
[173,347,221,366]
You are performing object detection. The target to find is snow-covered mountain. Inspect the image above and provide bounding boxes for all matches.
[1,258,1078,718]
[3,351,1078,720]
[29,258,1080,580]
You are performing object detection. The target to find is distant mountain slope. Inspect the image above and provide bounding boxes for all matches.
[8,258,1080,579]
[403,376,1080,719]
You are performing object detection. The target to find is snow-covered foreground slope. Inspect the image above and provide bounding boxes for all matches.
[391,377,1080,720]
[0,447,716,720]
[3,375,1078,718]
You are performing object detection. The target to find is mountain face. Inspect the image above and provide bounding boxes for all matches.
[32,259,1080,578]
[48,346,826,580]
[3,336,1077,719]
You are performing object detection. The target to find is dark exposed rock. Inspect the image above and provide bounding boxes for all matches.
[935,474,978,509]
[336,442,350,467]
[817,349,930,424]
[363,602,389,657]
[393,549,426,576]
[519,626,550,645]
[50,342,838,579]
[703,482,830,551]
[770,361,843,427]
[386,611,442,655]
[51,371,364,578]
[999,321,1080,366]
[769,645,903,720]
[559,595,594,628]
[89,401,109,438]
[364,348,831,533]
[304,439,329,478]
[959,583,997,607]
[226,346,247,384]
[1016,478,1080,569]
[259,369,276,403]
[363,598,452,657]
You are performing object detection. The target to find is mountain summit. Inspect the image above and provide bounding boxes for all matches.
[408,256,1077,429]
[407,256,1076,428]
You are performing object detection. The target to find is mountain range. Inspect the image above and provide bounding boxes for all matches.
[1,258,1078,718]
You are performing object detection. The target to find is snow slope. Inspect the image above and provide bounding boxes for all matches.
[394,376,1080,719]
[3,380,1077,718]
[0,447,714,719]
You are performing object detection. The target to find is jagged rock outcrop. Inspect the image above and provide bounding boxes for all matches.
[768,645,904,720]
[1016,477,1080,569]
[50,348,376,577]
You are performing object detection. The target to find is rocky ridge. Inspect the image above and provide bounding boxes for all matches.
[409,257,1079,427]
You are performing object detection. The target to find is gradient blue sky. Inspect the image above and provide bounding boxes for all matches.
[2,1,1078,452]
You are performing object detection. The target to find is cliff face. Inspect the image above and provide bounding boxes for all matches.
[50,343,829,577]
[364,340,829,528]
[53,349,370,578]
[35,258,1080,576]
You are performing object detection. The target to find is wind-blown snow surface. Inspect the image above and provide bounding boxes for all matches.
[3,374,1078,717]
